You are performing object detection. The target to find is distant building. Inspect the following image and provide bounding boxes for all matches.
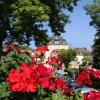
[45,35,92,68]
[70,48,91,68]
[75,48,90,55]
[75,48,91,64]
[45,34,70,58]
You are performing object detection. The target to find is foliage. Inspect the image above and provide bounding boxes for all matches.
[0,51,32,74]
[84,0,100,69]
[51,91,83,100]
[81,52,92,66]
[66,68,78,78]
[42,0,80,35]
[0,82,11,99]
[92,44,100,69]
[0,46,71,100]
[68,92,83,100]
[58,49,77,69]
[0,0,80,56]
[51,91,67,100]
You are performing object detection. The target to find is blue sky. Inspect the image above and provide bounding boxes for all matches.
[30,0,96,51]
[62,0,96,51]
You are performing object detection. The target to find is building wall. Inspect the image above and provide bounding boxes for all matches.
[45,44,69,59]
[48,45,69,51]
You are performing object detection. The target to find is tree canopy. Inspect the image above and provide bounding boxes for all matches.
[58,49,77,69]
[84,0,100,69]
[0,0,80,56]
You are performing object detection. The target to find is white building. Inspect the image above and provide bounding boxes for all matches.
[45,34,70,59]
[33,34,91,69]
[70,48,91,68]
[75,48,91,64]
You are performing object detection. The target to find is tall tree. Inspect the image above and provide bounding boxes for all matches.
[41,0,79,35]
[0,0,11,55]
[0,0,80,56]
[84,0,100,69]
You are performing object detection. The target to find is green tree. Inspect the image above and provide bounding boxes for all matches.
[58,49,77,69]
[81,52,92,66]
[84,0,100,69]
[0,0,80,56]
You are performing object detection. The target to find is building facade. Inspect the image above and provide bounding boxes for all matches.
[45,34,69,59]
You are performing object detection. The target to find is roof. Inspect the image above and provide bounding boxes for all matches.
[75,48,90,54]
[49,34,68,45]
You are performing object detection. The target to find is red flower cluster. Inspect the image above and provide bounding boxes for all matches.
[76,68,100,86]
[6,64,38,92]
[93,70,100,79]
[76,69,94,86]
[47,57,64,69]
[7,64,70,94]
[36,46,49,51]
[84,91,100,100]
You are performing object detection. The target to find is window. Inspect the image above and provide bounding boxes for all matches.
[55,40,59,44]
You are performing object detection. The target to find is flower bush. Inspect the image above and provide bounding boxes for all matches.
[0,45,72,100]
[76,68,100,100]
[1,44,100,100]
[84,91,100,100]
[76,68,100,86]
[6,64,70,94]
[47,56,64,69]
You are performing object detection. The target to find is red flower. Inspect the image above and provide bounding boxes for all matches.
[39,77,50,89]
[26,79,37,92]
[31,57,36,63]
[56,78,65,90]
[38,77,56,91]
[6,69,22,83]
[47,57,59,65]
[47,57,64,69]
[6,62,70,94]
[55,78,71,95]
[36,64,54,77]
[10,83,23,92]
[36,46,49,51]
[49,79,56,91]
[94,70,100,79]
[11,81,29,92]
[84,93,89,100]
[84,91,100,100]
[76,69,94,86]
[7,64,38,92]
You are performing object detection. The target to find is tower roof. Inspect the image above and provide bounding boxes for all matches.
[49,34,68,45]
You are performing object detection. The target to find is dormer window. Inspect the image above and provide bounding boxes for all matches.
[55,40,59,44]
